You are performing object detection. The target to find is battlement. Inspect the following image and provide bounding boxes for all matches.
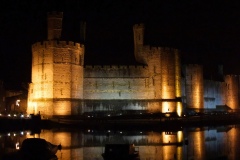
[84,65,147,69]
[142,45,162,52]
[184,64,202,67]
[225,75,239,78]
[32,40,84,51]
[133,23,144,29]
[47,11,63,18]
[143,45,180,53]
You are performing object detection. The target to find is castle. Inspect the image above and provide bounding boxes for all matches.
[27,12,240,117]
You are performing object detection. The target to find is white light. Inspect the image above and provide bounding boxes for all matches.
[20,131,24,135]
[88,130,90,132]
[0,113,2,116]
[8,133,10,136]
[14,133,16,136]
[8,114,11,117]
[140,132,142,134]
[16,100,20,106]
[16,142,20,150]
[20,114,24,118]
[14,114,17,117]
[108,114,111,117]
[108,130,111,133]
[120,131,122,134]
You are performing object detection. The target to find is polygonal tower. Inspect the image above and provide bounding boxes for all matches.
[183,64,204,109]
[224,75,240,110]
[27,12,84,117]
[133,24,146,64]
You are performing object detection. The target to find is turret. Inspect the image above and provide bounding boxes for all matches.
[80,21,86,43]
[47,12,63,40]
[133,24,145,63]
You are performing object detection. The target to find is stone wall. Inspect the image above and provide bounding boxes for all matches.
[225,75,240,109]
[183,64,204,109]
[28,40,84,116]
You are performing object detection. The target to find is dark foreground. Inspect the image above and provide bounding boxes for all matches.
[1,113,240,131]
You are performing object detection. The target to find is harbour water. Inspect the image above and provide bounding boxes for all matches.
[0,124,240,160]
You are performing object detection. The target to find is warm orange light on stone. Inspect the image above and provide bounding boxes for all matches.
[176,102,183,117]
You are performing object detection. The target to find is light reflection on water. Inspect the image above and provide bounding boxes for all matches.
[0,125,240,160]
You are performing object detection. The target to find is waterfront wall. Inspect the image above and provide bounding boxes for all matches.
[183,64,204,109]
[27,12,240,116]
[224,75,240,110]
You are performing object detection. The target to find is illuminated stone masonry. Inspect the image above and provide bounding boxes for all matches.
[27,12,240,117]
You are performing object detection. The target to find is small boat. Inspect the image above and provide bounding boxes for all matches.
[19,138,62,159]
[102,143,140,160]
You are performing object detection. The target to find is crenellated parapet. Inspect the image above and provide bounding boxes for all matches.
[32,40,84,52]
[224,75,240,109]
[84,65,148,78]
[142,46,180,61]
[84,65,147,69]
[47,11,63,18]
[183,64,204,109]
[133,23,144,29]
[142,45,161,54]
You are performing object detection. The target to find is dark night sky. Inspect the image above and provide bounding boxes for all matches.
[1,0,240,89]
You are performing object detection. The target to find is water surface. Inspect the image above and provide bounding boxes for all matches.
[0,125,239,160]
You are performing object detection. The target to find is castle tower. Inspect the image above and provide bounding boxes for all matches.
[80,21,86,43]
[27,12,84,117]
[174,49,182,116]
[224,75,239,110]
[47,12,63,40]
[133,24,146,64]
[161,48,177,113]
[183,64,204,109]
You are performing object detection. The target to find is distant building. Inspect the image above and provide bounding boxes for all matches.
[27,12,240,117]
[5,89,28,114]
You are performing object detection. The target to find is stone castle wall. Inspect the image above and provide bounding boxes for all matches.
[84,65,148,78]
[225,75,240,110]
[28,40,84,116]
[27,12,240,116]
[203,80,227,109]
[183,64,204,109]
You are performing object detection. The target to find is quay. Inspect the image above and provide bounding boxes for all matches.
[47,113,240,129]
[1,113,240,131]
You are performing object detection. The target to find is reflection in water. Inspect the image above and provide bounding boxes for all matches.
[1,125,240,160]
